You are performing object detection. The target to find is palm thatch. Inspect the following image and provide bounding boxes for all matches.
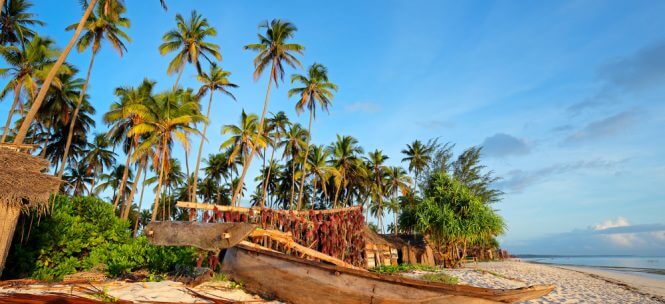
[0,145,60,275]
[0,146,60,211]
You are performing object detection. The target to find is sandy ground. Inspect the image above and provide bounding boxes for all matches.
[434,260,665,304]
[1,261,663,303]
[0,280,283,303]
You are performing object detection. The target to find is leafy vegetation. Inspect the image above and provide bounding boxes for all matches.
[418,273,459,285]
[4,195,196,281]
[370,264,439,274]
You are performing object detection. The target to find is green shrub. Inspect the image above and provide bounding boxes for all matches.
[5,195,196,281]
[370,264,439,274]
[418,273,459,284]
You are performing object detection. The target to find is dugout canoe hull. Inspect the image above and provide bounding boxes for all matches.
[221,245,555,304]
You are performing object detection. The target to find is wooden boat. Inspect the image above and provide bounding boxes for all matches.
[222,244,555,304]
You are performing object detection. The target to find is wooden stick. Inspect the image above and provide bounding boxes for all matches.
[248,229,364,271]
[177,201,361,215]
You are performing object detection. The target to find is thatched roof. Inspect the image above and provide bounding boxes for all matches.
[0,147,60,211]
[363,226,394,248]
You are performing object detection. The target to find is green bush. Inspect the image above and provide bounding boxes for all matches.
[370,264,439,274]
[5,195,196,281]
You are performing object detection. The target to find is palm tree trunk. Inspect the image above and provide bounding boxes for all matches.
[296,110,314,210]
[260,145,276,207]
[57,53,97,179]
[1,83,22,142]
[310,178,317,209]
[122,157,145,219]
[89,166,99,196]
[112,142,133,211]
[289,158,297,210]
[13,0,97,145]
[230,62,275,206]
[151,139,168,221]
[133,167,148,237]
[173,65,185,90]
[191,92,213,203]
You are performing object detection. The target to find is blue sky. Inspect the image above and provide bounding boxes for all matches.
[5,0,665,255]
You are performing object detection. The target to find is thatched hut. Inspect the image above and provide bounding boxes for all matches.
[380,234,437,266]
[363,226,398,268]
[0,145,60,275]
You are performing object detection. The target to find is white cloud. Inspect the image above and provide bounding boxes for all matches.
[592,217,630,230]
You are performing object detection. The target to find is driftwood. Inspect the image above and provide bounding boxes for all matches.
[145,221,256,251]
[222,244,556,304]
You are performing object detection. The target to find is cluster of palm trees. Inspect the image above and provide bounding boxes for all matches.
[0,0,504,245]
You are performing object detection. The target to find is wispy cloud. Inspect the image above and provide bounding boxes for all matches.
[481,133,530,158]
[567,40,665,115]
[498,159,627,193]
[564,110,640,144]
[344,101,381,113]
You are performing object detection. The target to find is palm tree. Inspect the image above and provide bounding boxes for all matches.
[63,162,92,196]
[233,19,304,206]
[191,63,237,202]
[104,79,155,212]
[401,140,434,192]
[57,2,130,179]
[129,89,204,221]
[281,123,308,209]
[366,149,388,232]
[13,0,99,144]
[158,10,221,89]
[0,35,61,142]
[221,111,266,203]
[82,133,116,194]
[0,0,44,45]
[307,145,339,208]
[385,166,410,235]
[289,63,338,210]
[260,111,289,206]
[328,135,364,208]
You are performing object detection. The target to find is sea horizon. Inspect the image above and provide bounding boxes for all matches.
[517,255,665,280]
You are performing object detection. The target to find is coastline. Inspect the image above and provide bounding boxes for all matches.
[554,264,665,299]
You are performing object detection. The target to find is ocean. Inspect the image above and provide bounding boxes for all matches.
[518,256,665,280]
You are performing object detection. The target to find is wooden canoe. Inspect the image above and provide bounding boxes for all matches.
[222,244,555,304]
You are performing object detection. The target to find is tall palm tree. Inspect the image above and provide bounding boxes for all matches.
[233,19,304,206]
[366,149,388,232]
[158,10,220,89]
[385,166,410,235]
[129,89,204,221]
[104,79,155,212]
[0,0,44,45]
[0,35,61,142]
[289,63,337,210]
[57,3,130,179]
[13,0,169,144]
[13,0,99,144]
[260,111,289,206]
[191,63,237,202]
[281,123,307,209]
[82,133,116,194]
[401,140,433,192]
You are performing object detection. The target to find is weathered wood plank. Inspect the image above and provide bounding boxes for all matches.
[145,221,256,251]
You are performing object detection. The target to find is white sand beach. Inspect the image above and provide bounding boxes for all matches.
[439,260,665,304]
